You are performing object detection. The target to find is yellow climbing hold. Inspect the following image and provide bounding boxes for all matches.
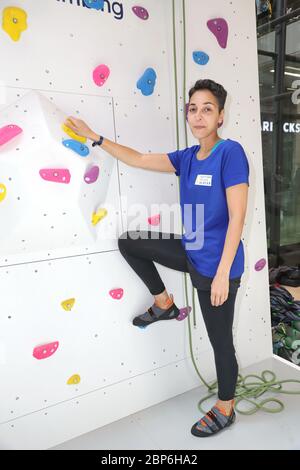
[67,374,81,385]
[61,124,87,143]
[92,208,107,226]
[0,184,6,202]
[61,298,75,311]
[2,7,27,42]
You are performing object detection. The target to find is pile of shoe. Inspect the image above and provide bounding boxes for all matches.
[269,265,300,366]
[270,285,300,325]
[272,321,300,365]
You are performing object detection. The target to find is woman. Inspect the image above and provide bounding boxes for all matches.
[64,78,249,438]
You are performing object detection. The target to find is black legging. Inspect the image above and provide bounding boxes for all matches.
[118,230,240,401]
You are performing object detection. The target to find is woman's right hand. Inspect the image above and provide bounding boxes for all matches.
[64,116,94,140]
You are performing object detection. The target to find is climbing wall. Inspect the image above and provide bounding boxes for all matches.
[0,0,272,449]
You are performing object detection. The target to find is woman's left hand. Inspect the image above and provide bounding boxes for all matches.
[211,272,229,306]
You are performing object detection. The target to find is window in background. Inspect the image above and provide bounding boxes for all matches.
[256,0,300,266]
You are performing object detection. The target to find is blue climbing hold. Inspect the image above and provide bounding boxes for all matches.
[137,68,157,96]
[193,51,209,65]
[62,139,90,157]
[83,0,104,10]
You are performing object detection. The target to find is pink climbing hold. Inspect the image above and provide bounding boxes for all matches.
[132,6,149,20]
[207,18,228,49]
[33,341,59,360]
[0,124,23,146]
[109,288,124,300]
[255,258,266,271]
[176,306,192,322]
[84,165,99,184]
[148,214,160,226]
[39,169,71,184]
[93,64,110,87]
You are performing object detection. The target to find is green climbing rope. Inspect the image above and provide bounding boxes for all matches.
[171,0,300,415]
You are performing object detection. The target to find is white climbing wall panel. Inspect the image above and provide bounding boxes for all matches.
[0,87,122,261]
[0,0,272,449]
[0,91,116,255]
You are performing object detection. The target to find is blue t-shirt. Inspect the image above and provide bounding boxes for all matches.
[167,138,249,279]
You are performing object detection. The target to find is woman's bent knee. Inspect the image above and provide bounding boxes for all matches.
[118,231,129,251]
[118,231,139,252]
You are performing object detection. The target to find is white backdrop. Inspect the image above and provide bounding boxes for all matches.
[0,0,272,449]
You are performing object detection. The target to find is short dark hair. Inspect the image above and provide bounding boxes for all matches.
[188,79,227,112]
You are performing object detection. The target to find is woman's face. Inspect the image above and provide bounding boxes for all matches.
[187,89,224,139]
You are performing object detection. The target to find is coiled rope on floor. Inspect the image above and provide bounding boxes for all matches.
[171,0,300,415]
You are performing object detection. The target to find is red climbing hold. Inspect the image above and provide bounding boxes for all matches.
[39,169,71,184]
[0,124,22,146]
[33,341,59,360]
[109,288,124,300]
[148,214,160,226]
[93,64,110,87]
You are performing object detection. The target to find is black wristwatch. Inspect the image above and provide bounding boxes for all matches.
[92,135,104,147]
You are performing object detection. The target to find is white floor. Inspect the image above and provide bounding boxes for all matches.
[51,356,300,450]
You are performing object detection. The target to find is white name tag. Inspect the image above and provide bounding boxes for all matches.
[195,174,213,186]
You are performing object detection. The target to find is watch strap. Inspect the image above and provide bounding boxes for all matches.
[92,135,104,147]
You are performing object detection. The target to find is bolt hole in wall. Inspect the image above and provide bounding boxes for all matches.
[256,0,300,366]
